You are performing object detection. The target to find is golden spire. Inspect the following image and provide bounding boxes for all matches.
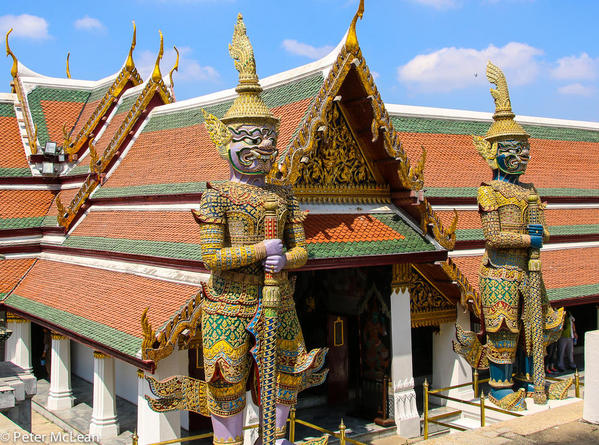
[5,28,18,78]
[125,21,136,73]
[484,61,528,141]
[151,30,164,83]
[66,52,71,79]
[168,46,179,89]
[346,0,365,52]
[221,14,278,128]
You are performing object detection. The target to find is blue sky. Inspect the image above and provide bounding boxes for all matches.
[2,0,598,121]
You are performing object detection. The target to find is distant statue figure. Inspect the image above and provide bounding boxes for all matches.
[145,14,327,445]
[454,61,571,411]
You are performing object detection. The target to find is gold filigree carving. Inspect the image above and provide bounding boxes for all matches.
[407,265,456,328]
[141,289,203,363]
[417,199,458,250]
[391,263,412,293]
[441,258,481,318]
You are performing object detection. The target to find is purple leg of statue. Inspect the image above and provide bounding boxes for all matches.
[254,404,293,445]
[212,412,244,445]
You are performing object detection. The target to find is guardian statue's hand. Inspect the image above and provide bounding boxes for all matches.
[528,224,543,249]
[263,239,283,256]
[264,254,287,273]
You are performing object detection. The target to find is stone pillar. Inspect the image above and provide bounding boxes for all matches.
[432,307,474,406]
[137,348,187,445]
[5,314,32,374]
[89,351,119,440]
[47,333,74,411]
[583,330,599,423]
[390,288,420,438]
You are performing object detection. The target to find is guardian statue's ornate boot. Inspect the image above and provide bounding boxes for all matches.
[488,362,526,411]
[514,352,535,395]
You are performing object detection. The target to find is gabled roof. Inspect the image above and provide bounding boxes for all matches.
[0,95,30,177]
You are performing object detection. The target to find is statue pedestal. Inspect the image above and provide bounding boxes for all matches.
[583,330,599,423]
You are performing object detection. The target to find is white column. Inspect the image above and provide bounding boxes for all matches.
[583,330,599,423]
[5,314,32,374]
[390,289,420,438]
[137,348,187,445]
[89,351,119,440]
[47,333,74,411]
[432,308,474,406]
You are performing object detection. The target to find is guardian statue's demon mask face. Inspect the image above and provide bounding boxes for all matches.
[496,139,530,176]
[228,124,278,175]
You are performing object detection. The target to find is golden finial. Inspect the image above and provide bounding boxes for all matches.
[66,52,71,79]
[228,13,258,87]
[125,21,137,73]
[484,61,528,141]
[346,0,365,52]
[168,46,179,89]
[5,28,18,79]
[151,30,164,83]
[221,14,278,128]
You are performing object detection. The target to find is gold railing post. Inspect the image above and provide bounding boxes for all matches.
[473,369,479,398]
[423,378,429,440]
[480,391,485,427]
[131,429,138,445]
[575,369,580,398]
[289,406,296,443]
[339,419,346,445]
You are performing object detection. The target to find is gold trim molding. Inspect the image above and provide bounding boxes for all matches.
[51,333,68,340]
[6,313,28,323]
[93,351,109,359]
[441,258,481,318]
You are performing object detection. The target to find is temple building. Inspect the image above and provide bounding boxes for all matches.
[0,7,597,444]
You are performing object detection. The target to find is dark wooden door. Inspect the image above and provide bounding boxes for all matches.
[327,314,349,404]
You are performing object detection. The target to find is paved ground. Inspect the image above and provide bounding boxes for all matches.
[0,410,92,444]
[372,401,598,445]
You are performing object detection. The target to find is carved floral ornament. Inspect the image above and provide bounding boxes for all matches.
[391,264,456,328]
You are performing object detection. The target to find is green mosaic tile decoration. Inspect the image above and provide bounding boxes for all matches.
[391,116,599,142]
[547,283,599,302]
[4,294,142,357]
[27,87,90,147]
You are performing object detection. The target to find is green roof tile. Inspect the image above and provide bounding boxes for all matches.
[548,284,599,302]
[456,224,599,242]
[67,164,90,176]
[392,116,599,142]
[4,294,141,357]
[426,187,599,199]
[0,167,32,177]
[142,73,324,134]
[0,217,45,230]
[0,103,16,117]
[94,182,206,198]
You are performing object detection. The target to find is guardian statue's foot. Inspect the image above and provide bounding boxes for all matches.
[488,388,527,411]
[548,377,574,400]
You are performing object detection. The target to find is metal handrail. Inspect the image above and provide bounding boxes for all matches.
[422,370,582,440]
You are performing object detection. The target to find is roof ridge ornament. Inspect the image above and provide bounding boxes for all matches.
[346,0,364,52]
[168,45,179,90]
[125,21,137,73]
[5,28,18,79]
[66,52,71,79]
[151,30,164,83]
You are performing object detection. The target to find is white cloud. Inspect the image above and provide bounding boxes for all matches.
[557,83,596,97]
[137,46,220,83]
[397,42,543,92]
[0,14,49,40]
[74,16,105,32]
[551,53,598,81]
[281,39,334,60]
[408,0,459,9]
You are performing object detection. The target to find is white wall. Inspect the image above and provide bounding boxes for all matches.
[71,341,94,383]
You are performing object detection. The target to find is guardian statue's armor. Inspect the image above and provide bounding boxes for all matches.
[454,62,569,411]
[145,14,327,445]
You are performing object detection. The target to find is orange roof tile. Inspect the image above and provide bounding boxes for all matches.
[0,258,36,295]
[71,210,202,244]
[41,100,86,146]
[0,115,28,169]
[305,214,404,244]
[0,190,56,219]
[11,259,199,339]
[71,98,102,137]
[401,133,599,191]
